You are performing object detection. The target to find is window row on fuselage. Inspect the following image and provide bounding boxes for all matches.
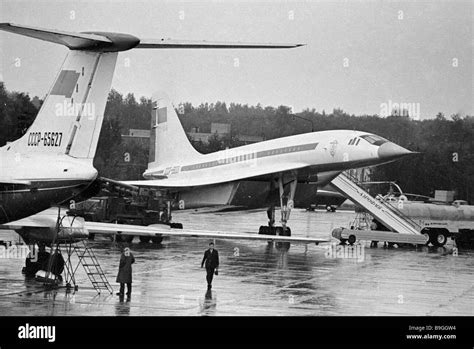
[180,142,319,172]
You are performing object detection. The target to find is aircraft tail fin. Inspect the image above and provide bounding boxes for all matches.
[6,50,117,161]
[147,95,201,172]
[0,23,123,161]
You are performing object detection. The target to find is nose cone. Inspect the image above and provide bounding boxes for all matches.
[377,142,413,160]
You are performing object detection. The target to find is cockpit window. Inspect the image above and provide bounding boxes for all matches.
[360,134,389,146]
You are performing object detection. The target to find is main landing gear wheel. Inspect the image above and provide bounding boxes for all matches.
[259,226,276,235]
[260,174,297,246]
[151,236,163,244]
[116,234,134,243]
[275,226,291,237]
[139,236,151,243]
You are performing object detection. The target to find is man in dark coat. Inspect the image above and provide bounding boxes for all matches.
[201,242,219,289]
[116,247,135,297]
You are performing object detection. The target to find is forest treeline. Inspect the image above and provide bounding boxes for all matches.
[1,83,472,203]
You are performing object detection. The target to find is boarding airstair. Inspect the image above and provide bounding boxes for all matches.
[63,240,114,294]
[330,172,428,245]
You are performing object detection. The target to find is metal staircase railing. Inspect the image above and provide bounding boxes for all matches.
[378,199,422,231]
[334,171,421,234]
[343,171,422,230]
[72,240,113,294]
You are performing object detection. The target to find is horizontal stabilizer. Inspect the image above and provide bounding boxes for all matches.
[0,23,111,50]
[136,38,305,49]
[1,23,304,52]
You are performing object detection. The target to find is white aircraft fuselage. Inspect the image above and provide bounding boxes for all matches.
[137,128,412,209]
[145,130,407,183]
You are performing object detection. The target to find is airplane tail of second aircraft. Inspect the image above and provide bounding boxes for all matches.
[147,95,202,170]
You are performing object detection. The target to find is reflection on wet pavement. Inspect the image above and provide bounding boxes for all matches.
[0,209,473,316]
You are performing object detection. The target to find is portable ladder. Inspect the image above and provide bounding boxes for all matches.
[62,240,114,294]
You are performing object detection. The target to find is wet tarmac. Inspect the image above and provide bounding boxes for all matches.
[0,209,473,316]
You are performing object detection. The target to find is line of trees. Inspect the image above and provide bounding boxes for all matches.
[0,84,472,203]
[0,82,40,145]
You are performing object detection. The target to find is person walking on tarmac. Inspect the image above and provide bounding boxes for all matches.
[116,246,135,297]
[201,242,219,290]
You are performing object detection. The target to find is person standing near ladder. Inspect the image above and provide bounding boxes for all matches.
[116,246,135,298]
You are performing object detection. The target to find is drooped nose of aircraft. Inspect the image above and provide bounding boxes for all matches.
[377,142,413,160]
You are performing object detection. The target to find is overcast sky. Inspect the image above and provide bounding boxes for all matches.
[0,0,472,119]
